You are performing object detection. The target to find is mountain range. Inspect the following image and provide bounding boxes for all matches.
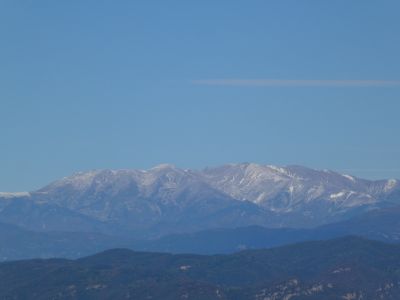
[2,203,400,260]
[0,163,400,261]
[1,163,399,238]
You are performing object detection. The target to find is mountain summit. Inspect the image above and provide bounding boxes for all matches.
[0,163,398,237]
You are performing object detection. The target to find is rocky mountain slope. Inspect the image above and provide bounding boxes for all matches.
[0,164,398,236]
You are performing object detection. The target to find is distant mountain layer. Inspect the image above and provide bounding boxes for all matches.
[142,205,400,254]
[0,222,133,261]
[2,204,400,260]
[0,163,399,236]
[1,237,400,299]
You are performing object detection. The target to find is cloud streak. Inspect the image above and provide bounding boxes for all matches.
[192,79,400,87]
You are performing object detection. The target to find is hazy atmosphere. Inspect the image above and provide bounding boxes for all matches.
[1,1,399,190]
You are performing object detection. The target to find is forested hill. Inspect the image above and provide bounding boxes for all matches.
[1,236,400,299]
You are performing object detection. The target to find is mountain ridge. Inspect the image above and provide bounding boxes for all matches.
[1,163,399,236]
[1,236,400,299]
[1,202,400,261]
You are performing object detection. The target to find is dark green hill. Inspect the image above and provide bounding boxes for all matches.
[1,237,400,299]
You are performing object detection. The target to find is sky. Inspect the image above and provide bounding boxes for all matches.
[1,0,400,191]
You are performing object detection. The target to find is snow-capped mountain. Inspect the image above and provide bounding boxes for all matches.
[202,163,398,211]
[0,163,399,236]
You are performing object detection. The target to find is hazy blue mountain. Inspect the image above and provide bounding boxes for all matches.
[0,222,137,261]
[2,204,400,260]
[0,164,399,237]
[318,204,400,242]
[140,205,400,254]
[140,225,312,254]
[1,237,400,299]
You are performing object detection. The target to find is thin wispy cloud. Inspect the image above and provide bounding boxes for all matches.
[192,79,400,87]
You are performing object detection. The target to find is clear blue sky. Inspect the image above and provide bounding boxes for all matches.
[1,0,400,191]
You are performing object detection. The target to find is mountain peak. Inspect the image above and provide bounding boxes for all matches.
[2,163,400,233]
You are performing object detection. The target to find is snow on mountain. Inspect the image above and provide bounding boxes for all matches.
[16,165,267,236]
[0,163,399,235]
[201,163,394,211]
[342,174,356,182]
[201,163,292,204]
[38,165,210,208]
[0,192,30,199]
[384,179,398,192]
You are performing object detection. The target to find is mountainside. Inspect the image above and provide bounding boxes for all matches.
[141,205,400,254]
[0,222,136,261]
[2,204,400,261]
[0,163,399,236]
[202,163,400,227]
[1,237,400,299]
